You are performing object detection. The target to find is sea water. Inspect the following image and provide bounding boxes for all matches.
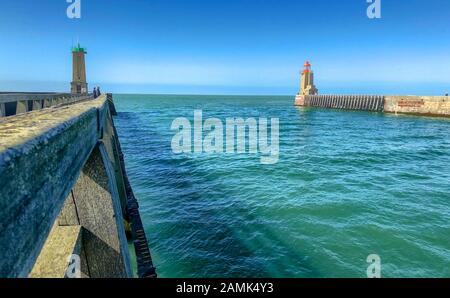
[114,94,450,278]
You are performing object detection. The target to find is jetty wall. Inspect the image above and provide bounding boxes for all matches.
[295,94,450,117]
[384,96,450,117]
[0,94,156,278]
[0,93,93,117]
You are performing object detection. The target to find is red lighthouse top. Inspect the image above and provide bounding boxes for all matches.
[303,61,311,73]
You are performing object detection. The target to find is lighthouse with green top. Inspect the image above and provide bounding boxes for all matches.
[70,44,88,95]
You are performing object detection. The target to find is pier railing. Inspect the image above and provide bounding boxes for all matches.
[302,94,385,112]
[0,93,94,118]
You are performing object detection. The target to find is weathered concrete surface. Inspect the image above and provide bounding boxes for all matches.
[0,95,131,277]
[0,100,101,277]
[0,93,156,278]
[29,225,85,278]
[29,142,133,278]
[57,144,131,278]
[384,96,450,117]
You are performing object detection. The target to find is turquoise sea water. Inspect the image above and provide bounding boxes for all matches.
[114,94,450,278]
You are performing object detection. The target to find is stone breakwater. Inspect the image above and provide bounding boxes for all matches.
[295,94,450,117]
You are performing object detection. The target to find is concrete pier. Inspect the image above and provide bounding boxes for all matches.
[295,94,450,117]
[0,94,156,278]
[293,61,450,117]
[384,95,450,117]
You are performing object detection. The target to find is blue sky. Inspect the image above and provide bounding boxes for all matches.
[0,0,449,95]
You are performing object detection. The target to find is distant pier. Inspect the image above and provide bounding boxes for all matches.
[295,94,450,117]
[294,61,450,117]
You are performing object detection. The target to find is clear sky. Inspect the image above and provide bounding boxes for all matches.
[0,0,449,95]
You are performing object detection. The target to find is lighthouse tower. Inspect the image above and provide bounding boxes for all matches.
[70,44,88,95]
[300,61,318,95]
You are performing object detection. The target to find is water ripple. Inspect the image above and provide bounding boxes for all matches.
[115,94,450,278]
